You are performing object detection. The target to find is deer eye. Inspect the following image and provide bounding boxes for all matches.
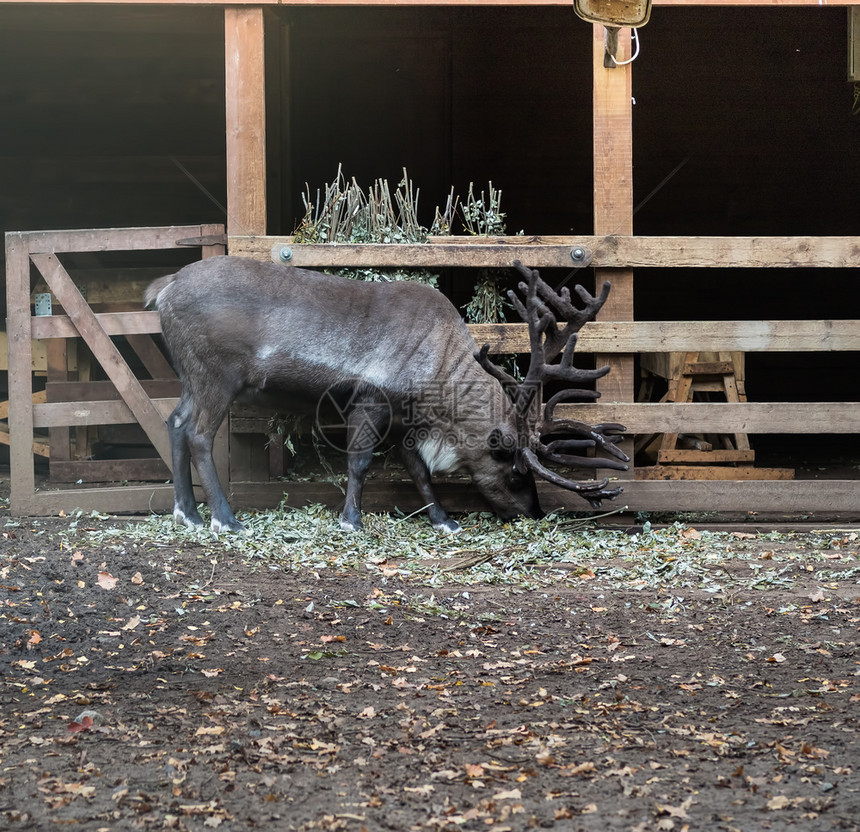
[506,470,529,490]
[488,427,517,461]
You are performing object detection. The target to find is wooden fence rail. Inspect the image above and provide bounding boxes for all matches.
[228,234,860,269]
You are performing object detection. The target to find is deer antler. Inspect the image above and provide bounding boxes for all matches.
[506,262,615,405]
[478,260,629,507]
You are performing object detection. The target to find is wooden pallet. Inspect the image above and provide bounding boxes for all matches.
[638,351,793,481]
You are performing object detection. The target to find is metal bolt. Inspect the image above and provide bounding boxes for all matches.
[571,247,586,262]
[279,246,293,263]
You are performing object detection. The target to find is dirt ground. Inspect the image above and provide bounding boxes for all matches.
[1,481,858,832]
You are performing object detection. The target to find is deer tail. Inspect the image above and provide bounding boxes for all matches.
[144,273,178,309]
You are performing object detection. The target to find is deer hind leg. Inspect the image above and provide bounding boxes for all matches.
[400,444,461,534]
[167,393,203,528]
[182,383,243,534]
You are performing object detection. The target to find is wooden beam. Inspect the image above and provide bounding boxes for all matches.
[2,1,859,7]
[228,235,860,268]
[225,8,267,236]
[21,225,219,254]
[31,397,860,436]
[229,478,860,518]
[5,232,37,514]
[34,397,179,429]
[48,459,172,483]
[468,319,860,353]
[592,17,634,497]
[590,480,860,514]
[559,401,860,434]
[637,465,794,480]
[31,310,860,354]
[31,310,161,339]
[24,485,179,517]
[16,476,859,520]
[45,379,180,403]
[125,334,176,379]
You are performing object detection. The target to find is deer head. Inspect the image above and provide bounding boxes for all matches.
[475,261,629,508]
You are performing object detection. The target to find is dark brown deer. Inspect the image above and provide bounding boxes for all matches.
[145,256,627,533]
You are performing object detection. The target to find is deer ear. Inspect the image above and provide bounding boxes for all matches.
[488,427,517,461]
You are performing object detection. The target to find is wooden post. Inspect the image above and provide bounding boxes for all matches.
[593,24,635,477]
[5,232,36,514]
[225,8,267,237]
[593,24,634,405]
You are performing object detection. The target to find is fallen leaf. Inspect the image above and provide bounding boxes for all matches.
[195,726,225,736]
[561,761,597,777]
[67,716,93,733]
[403,784,434,796]
[656,802,689,819]
[492,788,522,800]
[97,571,118,590]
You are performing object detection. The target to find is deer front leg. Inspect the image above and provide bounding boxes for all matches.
[339,398,391,531]
[340,444,374,531]
[400,444,461,534]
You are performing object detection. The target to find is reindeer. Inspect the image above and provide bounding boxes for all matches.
[145,256,628,533]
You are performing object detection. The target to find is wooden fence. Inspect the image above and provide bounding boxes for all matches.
[4,227,859,517]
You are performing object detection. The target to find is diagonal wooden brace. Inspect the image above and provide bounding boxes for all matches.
[30,253,173,472]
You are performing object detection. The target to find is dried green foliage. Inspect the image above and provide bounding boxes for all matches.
[460,182,518,326]
[460,181,507,237]
[293,168,515,321]
[70,505,860,599]
[293,165,443,286]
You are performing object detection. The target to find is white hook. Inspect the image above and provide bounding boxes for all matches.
[611,28,641,67]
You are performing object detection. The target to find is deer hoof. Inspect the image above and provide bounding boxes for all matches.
[434,519,462,535]
[210,517,246,534]
[339,518,362,532]
[174,507,204,529]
